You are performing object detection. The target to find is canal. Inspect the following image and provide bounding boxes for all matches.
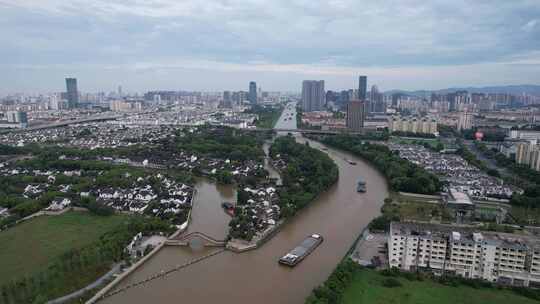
[103,102,388,304]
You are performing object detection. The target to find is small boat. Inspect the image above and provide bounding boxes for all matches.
[221,202,235,216]
[279,234,323,267]
[345,158,357,165]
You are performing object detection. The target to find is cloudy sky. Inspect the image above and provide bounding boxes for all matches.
[1,0,540,94]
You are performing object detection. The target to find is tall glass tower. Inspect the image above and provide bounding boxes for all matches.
[65,78,79,109]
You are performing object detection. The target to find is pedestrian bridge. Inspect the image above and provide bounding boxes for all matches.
[165,231,227,247]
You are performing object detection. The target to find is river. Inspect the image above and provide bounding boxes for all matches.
[102,102,388,304]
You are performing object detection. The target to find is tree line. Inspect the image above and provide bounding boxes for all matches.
[270,136,339,217]
[474,141,540,208]
[320,134,442,195]
[305,259,359,304]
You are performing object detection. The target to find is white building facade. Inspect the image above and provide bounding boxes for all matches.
[389,222,540,287]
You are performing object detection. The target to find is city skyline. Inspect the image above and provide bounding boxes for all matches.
[1,1,540,94]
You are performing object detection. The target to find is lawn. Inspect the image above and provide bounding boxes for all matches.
[0,211,126,285]
[254,106,284,129]
[390,137,445,151]
[342,269,538,304]
[510,205,540,226]
[383,199,453,223]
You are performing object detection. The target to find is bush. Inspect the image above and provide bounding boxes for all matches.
[382,278,403,288]
[305,259,359,303]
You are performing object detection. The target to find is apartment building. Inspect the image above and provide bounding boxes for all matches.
[389,222,540,287]
[388,116,438,135]
[110,100,143,112]
[516,140,540,171]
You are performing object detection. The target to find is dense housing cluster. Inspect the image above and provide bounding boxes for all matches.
[229,185,280,241]
[94,174,193,225]
[388,143,516,199]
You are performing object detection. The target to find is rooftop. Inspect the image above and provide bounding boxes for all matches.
[391,222,540,250]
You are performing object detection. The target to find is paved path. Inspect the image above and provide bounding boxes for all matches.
[47,264,122,304]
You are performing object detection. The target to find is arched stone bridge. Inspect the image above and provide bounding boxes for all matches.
[166,231,227,247]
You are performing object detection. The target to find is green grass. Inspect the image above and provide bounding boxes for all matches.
[342,269,538,304]
[391,137,444,150]
[510,205,540,226]
[255,107,284,129]
[383,199,453,223]
[0,211,126,285]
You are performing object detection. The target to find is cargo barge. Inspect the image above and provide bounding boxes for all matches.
[278,234,323,266]
[357,178,366,193]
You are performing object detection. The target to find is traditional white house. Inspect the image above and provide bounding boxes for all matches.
[46,198,71,211]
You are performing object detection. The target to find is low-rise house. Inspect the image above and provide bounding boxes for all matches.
[46,197,71,211]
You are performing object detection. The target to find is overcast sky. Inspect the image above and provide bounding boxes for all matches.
[1,0,540,94]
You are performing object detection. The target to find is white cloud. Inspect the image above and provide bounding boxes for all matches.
[522,19,538,32]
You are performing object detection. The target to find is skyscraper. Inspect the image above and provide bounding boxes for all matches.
[249,81,257,104]
[222,91,232,108]
[346,100,367,131]
[358,76,367,100]
[301,80,325,112]
[369,85,386,113]
[65,78,79,108]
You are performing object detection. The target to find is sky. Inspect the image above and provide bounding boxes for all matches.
[1,0,540,94]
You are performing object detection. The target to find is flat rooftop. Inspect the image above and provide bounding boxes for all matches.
[391,222,540,250]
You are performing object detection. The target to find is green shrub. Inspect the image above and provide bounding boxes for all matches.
[382,278,403,288]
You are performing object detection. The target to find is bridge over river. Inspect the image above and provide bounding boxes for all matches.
[165,231,227,247]
[101,102,389,304]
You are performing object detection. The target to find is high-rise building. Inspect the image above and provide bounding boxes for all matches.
[457,111,473,130]
[301,80,325,112]
[65,78,79,108]
[222,91,232,108]
[249,81,257,104]
[6,111,28,127]
[358,76,367,100]
[516,140,540,171]
[391,93,403,107]
[118,85,123,97]
[346,100,366,131]
[368,85,385,113]
[6,111,27,124]
[110,100,143,112]
[388,116,437,135]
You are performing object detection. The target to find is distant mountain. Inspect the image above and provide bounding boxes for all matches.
[384,85,540,97]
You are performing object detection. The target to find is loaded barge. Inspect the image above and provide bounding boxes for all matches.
[357,178,366,193]
[278,234,323,266]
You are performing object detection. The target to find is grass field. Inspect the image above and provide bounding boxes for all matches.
[0,211,126,285]
[342,269,538,304]
[510,205,540,226]
[391,136,439,146]
[383,198,453,223]
[255,106,284,129]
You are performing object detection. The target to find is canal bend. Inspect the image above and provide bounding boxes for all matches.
[102,103,388,304]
